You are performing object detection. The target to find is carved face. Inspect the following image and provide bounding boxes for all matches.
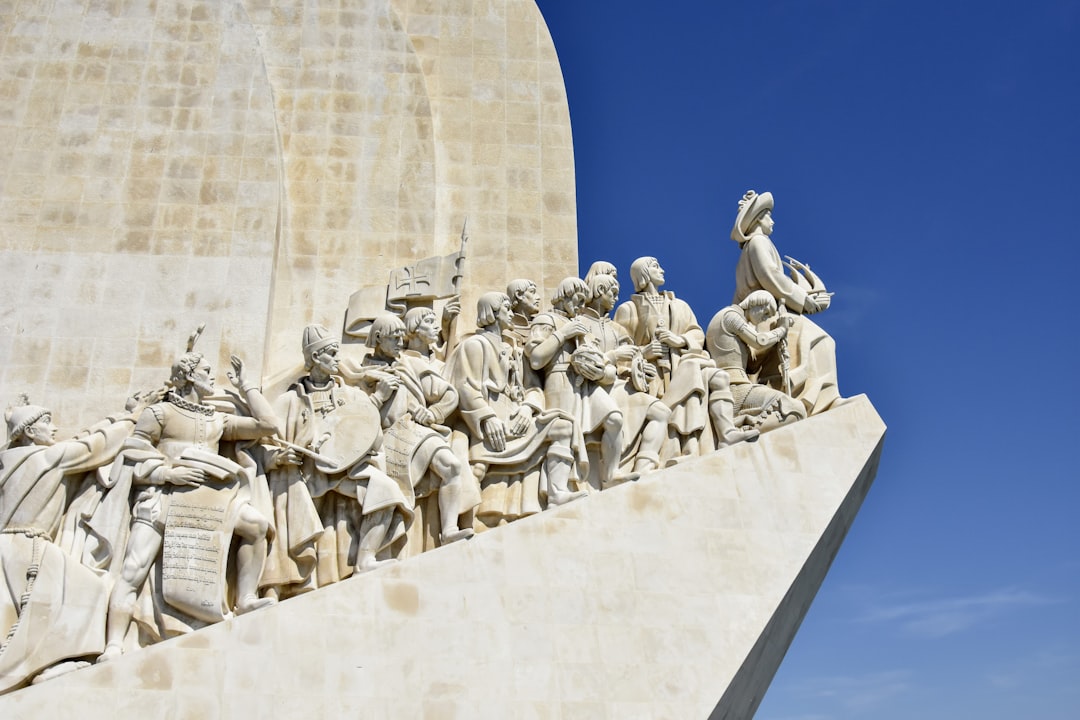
[646,259,665,288]
[593,280,619,313]
[756,210,775,235]
[565,290,588,317]
[495,299,514,330]
[412,311,440,347]
[515,283,541,316]
[187,360,215,399]
[376,329,405,359]
[24,413,57,446]
[747,304,773,325]
[312,343,340,374]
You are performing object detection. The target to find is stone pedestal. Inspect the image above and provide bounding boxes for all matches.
[0,395,885,718]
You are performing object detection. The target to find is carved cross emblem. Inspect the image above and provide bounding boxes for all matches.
[393,264,431,296]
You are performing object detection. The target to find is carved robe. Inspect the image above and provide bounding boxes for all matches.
[0,418,133,693]
[262,378,412,595]
[733,231,841,414]
[577,308,666,459]
[447,332,583,521]
[613,291,716,436]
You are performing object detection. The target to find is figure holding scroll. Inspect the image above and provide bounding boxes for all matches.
[100,344,279,661]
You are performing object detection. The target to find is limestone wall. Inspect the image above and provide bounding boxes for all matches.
[0,0,577,429]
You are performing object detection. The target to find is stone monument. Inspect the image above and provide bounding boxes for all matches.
[0,1,884,717]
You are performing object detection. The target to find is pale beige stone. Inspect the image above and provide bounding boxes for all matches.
[0,0,578,428]
[0,396,885,716]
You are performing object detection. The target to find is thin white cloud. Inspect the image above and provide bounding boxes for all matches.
[858,587,1060,638]
[775,669,912,716]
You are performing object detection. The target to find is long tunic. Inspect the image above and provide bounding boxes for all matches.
[733,231,841,414]
[0,418,133,693]
[262,378,412,594]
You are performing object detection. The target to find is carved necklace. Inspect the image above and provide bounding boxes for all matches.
[167,391,215,416]
[305,378,337,417]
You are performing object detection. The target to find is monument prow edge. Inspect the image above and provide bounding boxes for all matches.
[0,395,884,718]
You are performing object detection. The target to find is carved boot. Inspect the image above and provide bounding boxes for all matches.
[710,397,759,448]
[545,446,586,506]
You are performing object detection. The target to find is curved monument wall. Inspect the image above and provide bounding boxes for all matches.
[0,0,577,427]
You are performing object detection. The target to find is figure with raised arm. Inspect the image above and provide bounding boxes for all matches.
[730,190,844,414]
[0,394,152,691]
[447,293,586,528]
[615,257,757,458]
[706,290,807,432]
[347,313,478,550]
[260,325,413,600]
[100,340,279,661]
[526,277,635,491]
[579,271,673,476]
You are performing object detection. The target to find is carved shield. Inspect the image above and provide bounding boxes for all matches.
[312,398,382,474]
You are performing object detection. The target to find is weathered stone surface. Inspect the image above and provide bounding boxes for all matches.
[0,395,884,718]
[0,0,578,428]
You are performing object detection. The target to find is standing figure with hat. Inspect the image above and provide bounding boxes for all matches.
[100,337,280,661]
[0,393,152,691]
[260,324,413,600]
[730,190,844,415]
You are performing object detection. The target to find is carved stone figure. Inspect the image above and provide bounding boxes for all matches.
[731,190,843,414]
[100,350,278,661]
[706,290,807,432]
[505,278,542,346]
[527,277,635,491]
[351,314,478,548]
[447,292,586,527]
[583,260,618,287]
[260,325,413,599]
[579,272,672,475]
[0,397,145,691]
[614,257,757,458]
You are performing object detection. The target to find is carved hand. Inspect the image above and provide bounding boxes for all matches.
[375,374,400,403]
[227,354,248,389]
[643,340,663,361]
[413,407,436,426]
[442,296,461,326]
[561,320,588,341]
[166,467,205,486]
[483,417,507,452]
[508,405,533,437]
[125,387,165,414]
[610,346,638,363]
[656,329,686,348]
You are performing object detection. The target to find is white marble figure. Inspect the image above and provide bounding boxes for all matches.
[353,313,478,547]
[447,292,586,527]
[579,271,672,475]
[100,347,279,661]
[706,290,807,432]
[615,257,758,458]
[0,396,149,691]
[260,325,413,599]
[731,190,844,414]
[527,277,635,491]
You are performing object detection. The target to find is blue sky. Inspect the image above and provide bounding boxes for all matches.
[536,1,1080,717]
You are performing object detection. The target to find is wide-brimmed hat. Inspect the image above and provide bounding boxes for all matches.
[730,190,774,244]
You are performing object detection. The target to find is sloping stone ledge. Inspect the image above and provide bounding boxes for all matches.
[0,395,885,719]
